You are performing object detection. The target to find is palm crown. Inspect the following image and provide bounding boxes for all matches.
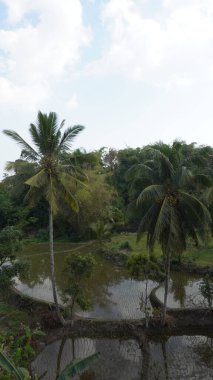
[4,111,85,214]
[127,149,211,256]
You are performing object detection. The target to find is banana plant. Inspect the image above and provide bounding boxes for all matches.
[0,350,45,380]
[0,350,30,379]
[57,352,101,380]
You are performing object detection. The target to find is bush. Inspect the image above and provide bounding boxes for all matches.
[119,240,132,251]
[96,247,128,266]
[37,228,49,241]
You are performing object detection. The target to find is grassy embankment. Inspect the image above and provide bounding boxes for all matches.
[106,233,213,267]
[20,232,213,267]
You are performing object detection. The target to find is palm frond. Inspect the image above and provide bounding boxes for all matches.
[56,175,80,212]
[58,183,79,213]
[137,185,164,205]
[167,207,185,254]
[207,186,213,204]
[59,125,85,152]
[179,191,211,240]
[59,171,88,190]
[137,203,160,243]
[45,178,59,214]
[5,160,31,172]
[59,163,88,183]
[30,111,62,155]
[29,123,42,148]
[126,163,153,182]
[24,186,44,207]
[151,197,171,244]
[176,166,192,187]
[25,169,47,189]
[144,147,174,180]
[3,130,39,161]
[20,148,39,161]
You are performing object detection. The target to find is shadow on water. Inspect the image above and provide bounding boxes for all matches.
[32,333,213,380]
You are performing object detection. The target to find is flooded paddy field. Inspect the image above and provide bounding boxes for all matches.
[32,334,213,380]
[16,243,213,379]
[16,242,213,316]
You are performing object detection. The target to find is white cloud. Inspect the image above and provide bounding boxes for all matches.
[0,77,48,110]
[86,0,213,88]
[66,94,79,110]
[0,0,91,109]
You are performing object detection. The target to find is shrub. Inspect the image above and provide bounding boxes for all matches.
[119,240,132,251]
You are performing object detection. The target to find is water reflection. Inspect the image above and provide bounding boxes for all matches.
[16,244,213,315]
[170,272,189,308]
[155,272,213,308]
[32,334,213,380]
[16,243,157,319]
[32,338,142,380]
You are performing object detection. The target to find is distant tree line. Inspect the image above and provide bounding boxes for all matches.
[1,139,213,240]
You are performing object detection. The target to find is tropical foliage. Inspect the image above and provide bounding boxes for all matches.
[128,253,164,327]
[1,113,213,337]
[63,252,96,318]
[0,350,100,380]
[3,111,86,324]
[127,148,211,323]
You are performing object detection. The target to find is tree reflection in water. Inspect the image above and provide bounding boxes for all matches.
[170,272,188,307]
[32,334,213,380]
[32,338,142,380]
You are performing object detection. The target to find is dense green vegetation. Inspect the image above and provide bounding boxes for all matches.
[1,111,213,377]
[107,233,213,266]
[2,139,213,241]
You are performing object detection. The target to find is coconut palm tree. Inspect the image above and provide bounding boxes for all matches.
[127,149,211,324]
[3,111,85,324]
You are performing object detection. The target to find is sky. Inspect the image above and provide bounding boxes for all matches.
[0,0,213,176]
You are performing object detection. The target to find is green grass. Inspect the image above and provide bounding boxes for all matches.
[107,233,213,267]
[182,242,213,266]
[20,232,213,267]
[107,233,161,256]
[20,232,213,268]
[0,303,29,334]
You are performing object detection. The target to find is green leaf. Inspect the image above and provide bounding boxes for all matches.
[57,352,100,379]
[3,129,39,161]
[25,169,47,189]
[59,125,85,152]
[0,350,30,380]
[137,185,164,205]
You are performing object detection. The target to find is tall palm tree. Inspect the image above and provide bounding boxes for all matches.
[127,149,211,324]
[3,111,85,324]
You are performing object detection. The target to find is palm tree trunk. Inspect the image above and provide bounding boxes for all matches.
[162,250,171,325]
[145,275,149,328]
[49,207,65,325]
[162,340,169,379]
[138,333,150,380]
[56,338,66,378]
